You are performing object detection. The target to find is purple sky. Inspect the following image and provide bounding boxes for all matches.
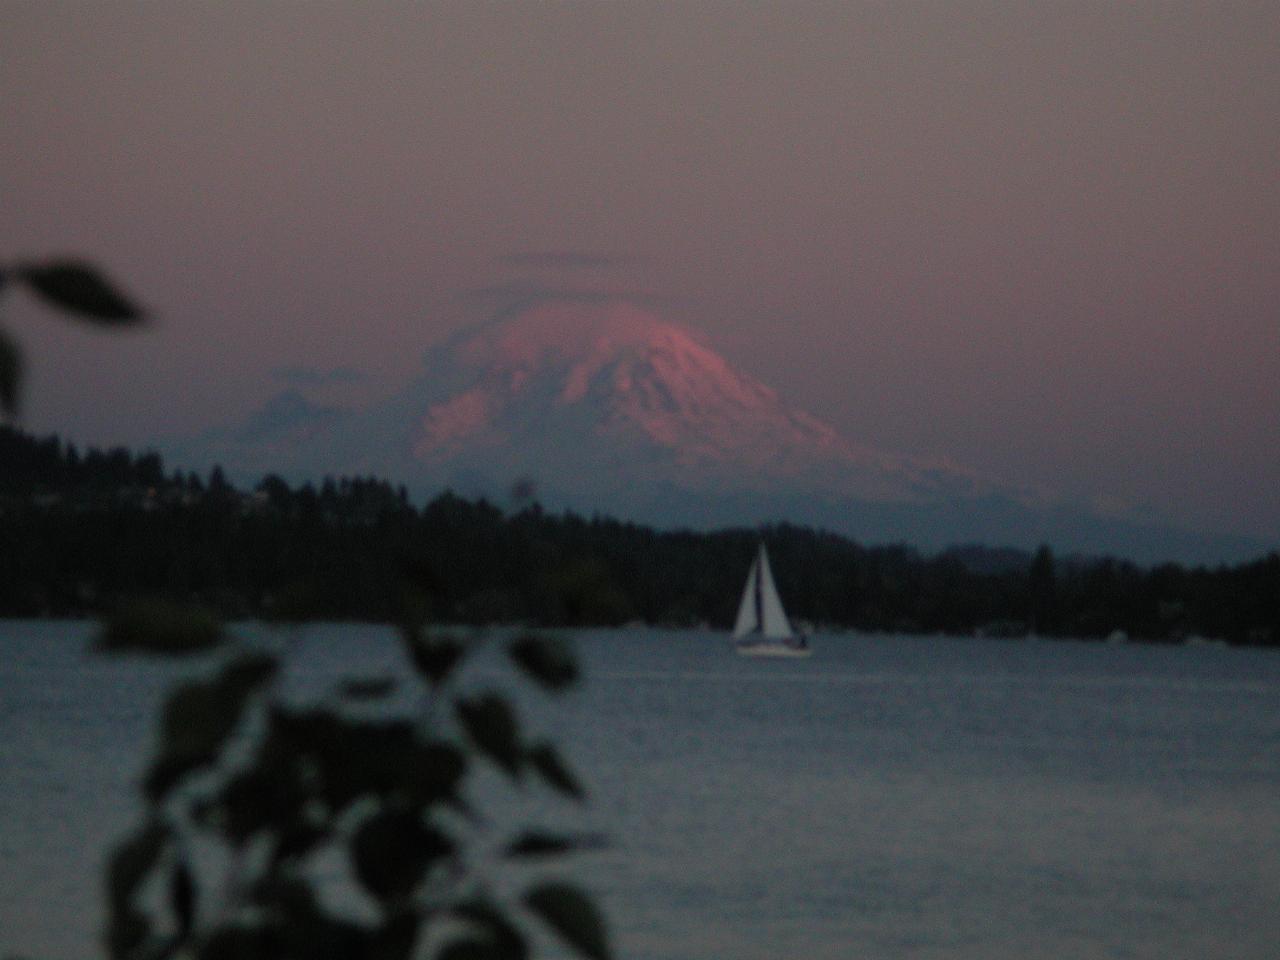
[3,2,1277,544]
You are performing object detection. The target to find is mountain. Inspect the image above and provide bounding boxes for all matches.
[389,300,983,502]
[171,299,1268,564]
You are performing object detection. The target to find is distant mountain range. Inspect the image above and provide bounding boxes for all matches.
[170,299,1268,564]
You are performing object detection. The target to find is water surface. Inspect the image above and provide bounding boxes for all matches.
[1,622,1277,959]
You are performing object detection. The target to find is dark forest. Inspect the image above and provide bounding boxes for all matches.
[2,426,1276,645]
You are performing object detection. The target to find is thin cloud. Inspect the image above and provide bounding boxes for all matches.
[271,364,368,387]
[499,251,632,271]
[466,280,679,309]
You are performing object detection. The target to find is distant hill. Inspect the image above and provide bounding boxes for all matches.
[939,544,1034,576]
[3,423,1277,644]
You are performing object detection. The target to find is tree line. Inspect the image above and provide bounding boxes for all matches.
[1,424,1277,645]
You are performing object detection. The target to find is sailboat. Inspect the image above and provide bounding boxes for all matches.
[732,543,812,657]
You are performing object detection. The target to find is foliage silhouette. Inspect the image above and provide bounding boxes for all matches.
[1,260,609,960]
[14,261,144,324]
[0,258,143,417]
[97,612,609,960]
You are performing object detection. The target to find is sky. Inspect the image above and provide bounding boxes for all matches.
[2,1,1277,544]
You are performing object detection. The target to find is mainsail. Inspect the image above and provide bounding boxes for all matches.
[732,543,795,640]
[732,556,759,637]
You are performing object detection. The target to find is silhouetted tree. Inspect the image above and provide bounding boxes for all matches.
[1029,544,1057,634]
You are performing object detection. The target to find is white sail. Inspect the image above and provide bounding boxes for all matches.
[755,546,794,639]
[732,557,760,638]
[733,544,807,657]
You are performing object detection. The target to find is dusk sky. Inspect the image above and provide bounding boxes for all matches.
[3,2,1277,545]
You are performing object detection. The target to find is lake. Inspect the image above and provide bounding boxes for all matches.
[2,622,1278,959]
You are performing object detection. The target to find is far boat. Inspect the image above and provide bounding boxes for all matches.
[733,543,811,657]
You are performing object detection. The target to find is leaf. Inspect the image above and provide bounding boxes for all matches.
[271,821,328,865]
[524,883,611,960]
[17,260,143,323]
[105,906,151,960]
[146,653,278,800]
[366,910,421,960]
[404,634,465,686]
[197,927,271,960]
[170,859,196,940]
[201,769,267,840]
[508,635,578,692]
[221,651,280,692]
[340,676,397,700]
[106,820,169,912]
[210,761,315,850]
[352,809,453,904]
[248,873,319,915]
[434,939,508,960]
[0,328,21,416]
[527,741,584,800]
[284,712,465,811]
[450,898,527,960]
[98,600,225,657]
[400,741,469,808]
[503,831,606,859]
[160,656,274,757]
[248,875,372,959]
[455,694,522,778]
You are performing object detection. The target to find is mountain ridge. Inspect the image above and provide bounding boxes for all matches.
[168,299,1269,564]
[390,300,988,504]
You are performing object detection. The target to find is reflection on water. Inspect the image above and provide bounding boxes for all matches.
[2,622,1278,959]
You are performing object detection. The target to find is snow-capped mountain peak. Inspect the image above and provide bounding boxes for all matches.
[404,299,924,497]
[167,296,1269,561]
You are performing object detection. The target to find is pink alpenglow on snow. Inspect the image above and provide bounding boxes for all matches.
[406,300,958,497]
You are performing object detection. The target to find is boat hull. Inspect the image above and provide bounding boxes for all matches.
[734,641,812,658]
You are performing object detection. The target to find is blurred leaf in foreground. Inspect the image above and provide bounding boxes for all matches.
[16,260,144,324]
[456,693,523,778]
[508,634,578,692]
[445,897,528,959]
[92,605,602,960]
[339,676,397,700]
[404,632,466,687]
[524,882,611,960]
[527,741,585,800]
[0,329,21,416]
[503,830,607,859]
[146,653,278,801]
[105,819,169,914]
